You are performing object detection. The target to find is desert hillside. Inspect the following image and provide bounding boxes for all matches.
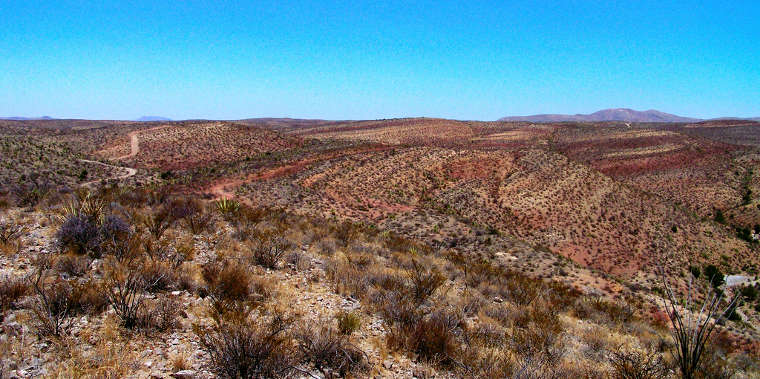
[1,118,759,377]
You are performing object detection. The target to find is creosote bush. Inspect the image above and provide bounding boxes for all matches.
[194,307,297,379]
[296,322,368,376]
[202,261,253,303]
[29,268,72,336]
[99,260,151,329]
[249,231,292,269]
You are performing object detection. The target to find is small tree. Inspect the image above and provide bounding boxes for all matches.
[659,267,739,379]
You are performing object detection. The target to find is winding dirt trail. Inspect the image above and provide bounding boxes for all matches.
[78,125,173,186]
[112,125,174,161]
[78,159,137,187]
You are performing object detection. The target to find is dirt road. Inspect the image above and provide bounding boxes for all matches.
[112,125,174,161]
[78,159,137,186]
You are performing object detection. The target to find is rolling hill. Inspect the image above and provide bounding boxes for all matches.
[499,108,701,123]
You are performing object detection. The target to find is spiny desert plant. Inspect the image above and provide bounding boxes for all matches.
[660,268,739,379]
[407,259,446,305]
[58,191,105,224]
[141,206,174,241]
[215,198,240,216]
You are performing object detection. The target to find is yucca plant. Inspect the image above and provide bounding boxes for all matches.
[215,198,240,215]
[58,191,105,225]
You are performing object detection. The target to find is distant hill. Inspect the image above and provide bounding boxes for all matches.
[498,108,701,123]
[136,116,172,122]
[0,116,54,120]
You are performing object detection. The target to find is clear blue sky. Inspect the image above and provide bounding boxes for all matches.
[1,1,758,120]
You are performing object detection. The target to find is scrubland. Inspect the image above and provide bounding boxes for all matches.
[1,118,760,377]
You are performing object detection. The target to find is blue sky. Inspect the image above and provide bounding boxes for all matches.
[1,1,758,120]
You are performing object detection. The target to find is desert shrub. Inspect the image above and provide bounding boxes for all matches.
[510,325,565,372]
[389,308,464,367]
[286,251,310,271]
[336,310,361,335]
[406,259,446,305]
[11,179,52,207]
[138,259,176,292]
[99,261,149,329]
[740,284,758,301]
[170,197,213,234]
[176,263,200,293]
[29,269,72,336]
[333,221,361,247]
[0,274,29,315]
[56,215,100,255]
[53,253,91,277]
[470,321,507,348]
[174,237,196,263]
[141,206,174,241]
[195,308,297,378]
[248,275,276,303]
[573,296,635,325]
[326,259,371,300]
[136,296,180,332]
[102,230,141,262]
[202,261,252,303]
[67,279,108,315]
[609,349,668,379]
[296,322,368,376]
[714,209,726,224]
[140,232,171,261]
[249,232,292,269]
[0,219,24,255]
[384,233,428,254]
[689,265,701,279]
[99,214,131,242]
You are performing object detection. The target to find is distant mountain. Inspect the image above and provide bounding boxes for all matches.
[136,116,171,122]
[0,116,54,120]
[498,108,701,123]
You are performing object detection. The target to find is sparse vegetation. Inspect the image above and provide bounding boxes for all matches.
[2,118,760,377]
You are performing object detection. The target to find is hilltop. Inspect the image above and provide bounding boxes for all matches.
[499,108,701,123]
